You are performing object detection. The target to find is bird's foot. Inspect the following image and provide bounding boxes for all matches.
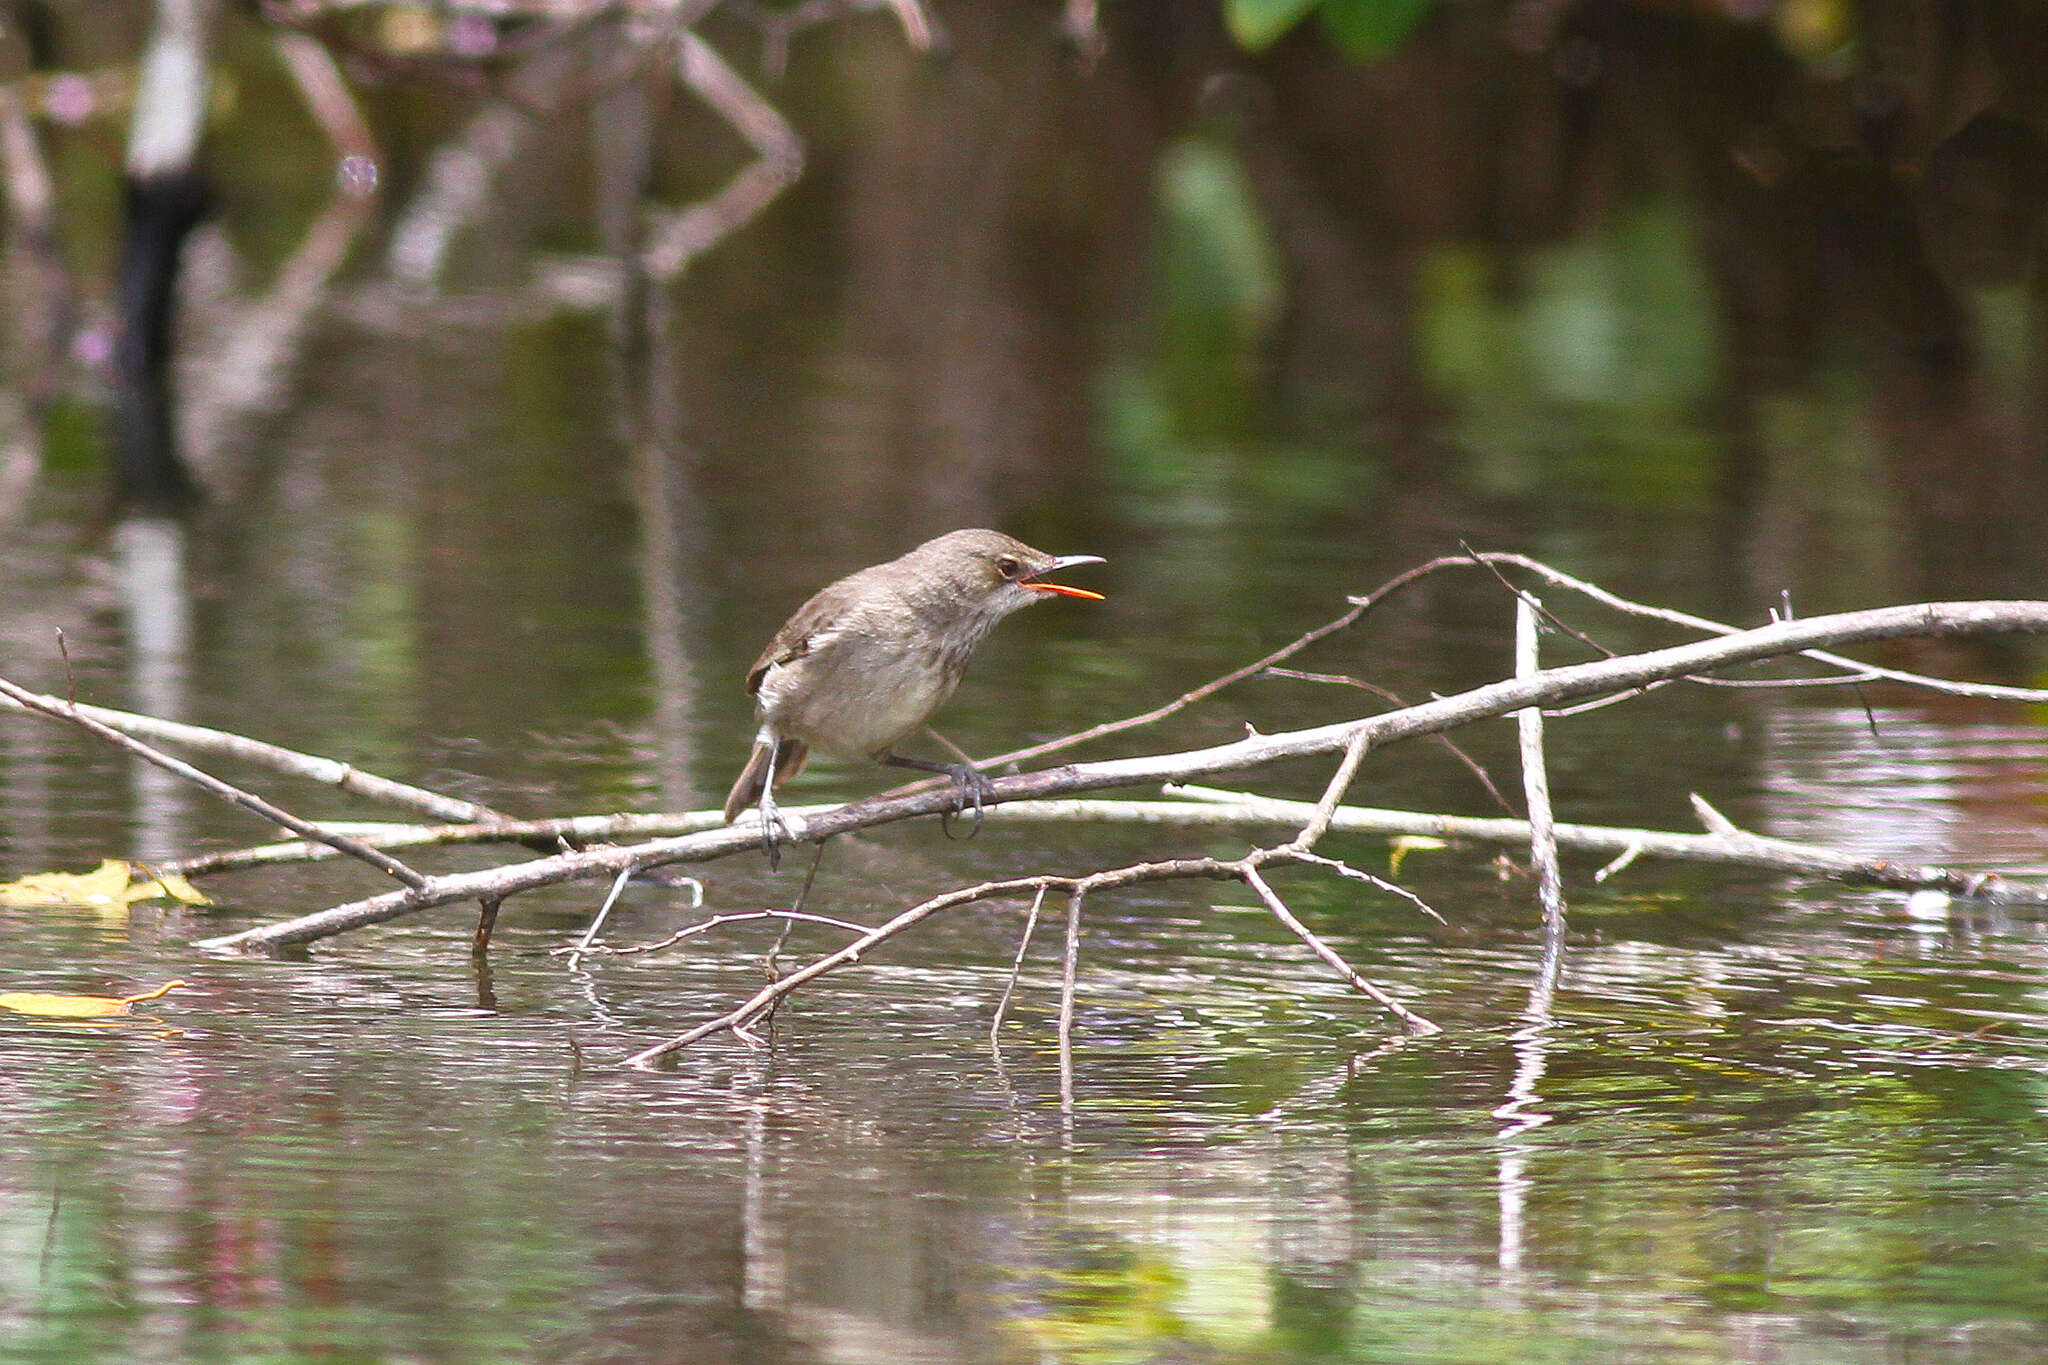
[756,790,796,870]
[937,764,1000,840]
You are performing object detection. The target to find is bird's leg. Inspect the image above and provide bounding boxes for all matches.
[882,750,998,838]
[756,743,795,870]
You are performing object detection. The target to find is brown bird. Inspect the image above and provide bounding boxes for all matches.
[723,528,1105,866]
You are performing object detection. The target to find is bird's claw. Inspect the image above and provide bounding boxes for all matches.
[756,792,796,870]
[938,764,999,840]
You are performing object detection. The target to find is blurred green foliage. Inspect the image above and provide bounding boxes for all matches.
[1225,0,1437,58]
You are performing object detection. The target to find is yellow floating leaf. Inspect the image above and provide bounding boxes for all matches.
[0,980,185,1018]
[131,871,210,906]
[0,858,131,907]
[0,859,209,908]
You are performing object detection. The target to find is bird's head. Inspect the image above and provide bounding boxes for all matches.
[907,529,1106,621]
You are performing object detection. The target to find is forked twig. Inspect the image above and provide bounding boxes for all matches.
[0,684,508,824]
[643,34,802,281]
[626,845,1438,1065]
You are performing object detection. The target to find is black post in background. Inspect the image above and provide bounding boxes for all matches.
[111,0,215,511]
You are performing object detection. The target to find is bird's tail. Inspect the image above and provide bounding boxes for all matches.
[722,736,809,823]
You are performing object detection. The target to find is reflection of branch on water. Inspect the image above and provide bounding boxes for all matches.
[0,80,69,522]
[370,3,913,290]
[642,34,803,282]
[184,29,379,498]
[751,0,941,79]
[0,2,929,513]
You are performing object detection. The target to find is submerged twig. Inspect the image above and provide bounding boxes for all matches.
[559,908,869,959]
[990,884,1048,1045]
[1242,865,1438,1035]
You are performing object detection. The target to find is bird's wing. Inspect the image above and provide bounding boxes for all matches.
[743,596,847,697]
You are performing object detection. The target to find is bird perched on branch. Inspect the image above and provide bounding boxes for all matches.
[723,528,1105,866]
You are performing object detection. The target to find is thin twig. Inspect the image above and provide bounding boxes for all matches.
[625,874,1076,1063]
[1057,886,1084,1110]
[0,673,429,890]
[565,864,636,970]
[170,785,2025,907]
[961,555,2048,786]
[1289,848,1445,924]
[1474,552,2048,703]
[160,811,729,878]
[556,908,871,959]
[1262,666,1514,813]
[1290,727,1374,851]
[1165,785,2040,903]
[624,844,1440,1063]
[990,884,1048,1045]
[472,895,505,957]
[1593,843,1643,883]
[955,557,1458,775]
[1241,864,1439,1035]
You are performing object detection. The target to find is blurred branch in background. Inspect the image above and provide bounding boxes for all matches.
[183,31,379,495]
[0,59,68,523]
[643,31,802,282]
[0,0,937,507]
[752,0,939,77]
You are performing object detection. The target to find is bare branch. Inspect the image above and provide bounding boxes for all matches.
[1290,727,1373,851]
[1057,886,1085,1110]
[1263,667,1514,813]
[1476,552,2048,703]
[626,874,1068,1063]
[193,597,2048,954]
[0,685,511,825]
[966,555,2048,784]
[0,673,429,890]
[1167,785,2037,902]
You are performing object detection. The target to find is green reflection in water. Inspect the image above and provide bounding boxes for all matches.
[1419,201,1720,509]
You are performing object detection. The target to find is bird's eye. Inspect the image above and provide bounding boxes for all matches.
[995,556,1022,580]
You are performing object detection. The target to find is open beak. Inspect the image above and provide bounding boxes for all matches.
[1021,553,1106,600]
